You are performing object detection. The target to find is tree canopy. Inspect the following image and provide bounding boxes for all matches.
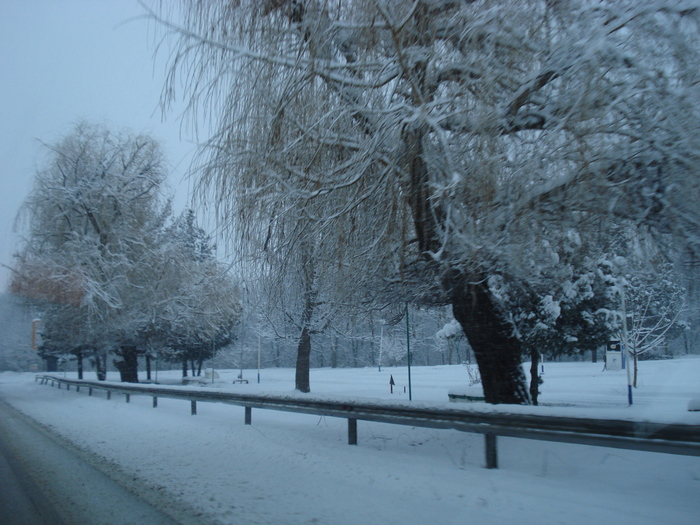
[12,123,241,381]
[153,0,700,402]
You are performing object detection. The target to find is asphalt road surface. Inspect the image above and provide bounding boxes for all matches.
[0,398,204,525]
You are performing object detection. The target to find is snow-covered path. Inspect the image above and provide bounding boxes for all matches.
[1,361,699,524]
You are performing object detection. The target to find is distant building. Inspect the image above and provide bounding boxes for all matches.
[0,293,43,371]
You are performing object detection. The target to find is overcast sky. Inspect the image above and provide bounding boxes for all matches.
[0,0,195,289]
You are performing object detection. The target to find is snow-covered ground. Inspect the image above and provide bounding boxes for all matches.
[1,359,699,524]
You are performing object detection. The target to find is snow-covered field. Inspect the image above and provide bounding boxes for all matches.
[1,359,699,524]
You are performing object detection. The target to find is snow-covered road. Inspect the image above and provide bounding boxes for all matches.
[0,399,205,525]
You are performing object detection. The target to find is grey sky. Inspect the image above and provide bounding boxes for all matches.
[0,0,195,289]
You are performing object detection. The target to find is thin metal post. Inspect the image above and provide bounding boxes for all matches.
[153,396,158,408]
[191,400,197,415]
[406,303,412,401]
[257,336,261,384]
[245,406,252,425]
[620,285,633,405]
[348,418,358,445]
[485,434,498,469]
[66,384,69,391]
[89,387,93,396]
[107,391,111,400]
[76,385,80,392]
[125,394,130,403]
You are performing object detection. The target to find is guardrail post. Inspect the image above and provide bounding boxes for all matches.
[125,394,130,403]
[58,382,61,390]
[485,434,498,469]
[245,406,252,425]
[88,387,93,396]
[348,418,358,445]
[153,396,158,408]
[107,391,111,400]
[66,384,70,391]
[191,400,197,415]
[76,385,80,392]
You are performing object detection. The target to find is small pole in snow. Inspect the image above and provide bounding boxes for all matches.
[389,374,395,394]
[406,303,412,401]
[257,336,261,384]
[378,323,384,372]
[620,287,633,405]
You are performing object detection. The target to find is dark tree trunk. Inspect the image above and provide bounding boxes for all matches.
[146,355,152,381]
[77,350,84,380]
[182,360,188,377]
[295,325,311,392]
[113,345,139,383]
[529,349,540,406]
[295,245,316,393]
[197,358,203,376]
[402,122,529,405]
[451,280,530,405]
[93,350,107,381]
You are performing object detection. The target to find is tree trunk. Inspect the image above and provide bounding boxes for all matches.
[182,359,188,377]
[529,349,540,406]
[93,349,107,381]
[402,123,529,404]
[77,350,84,380]
[295,246,316,393]
[295,325,312,392]
[197,358,203,376]
[451,280,530,404]
[146,355,152,381]
[113,345,139,383]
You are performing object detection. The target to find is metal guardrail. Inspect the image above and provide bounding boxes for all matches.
[36,375,700,469]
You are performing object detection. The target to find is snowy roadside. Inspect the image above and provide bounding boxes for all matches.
[1,361,699,525]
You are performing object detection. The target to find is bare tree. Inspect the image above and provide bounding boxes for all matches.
[153,1,700,403]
